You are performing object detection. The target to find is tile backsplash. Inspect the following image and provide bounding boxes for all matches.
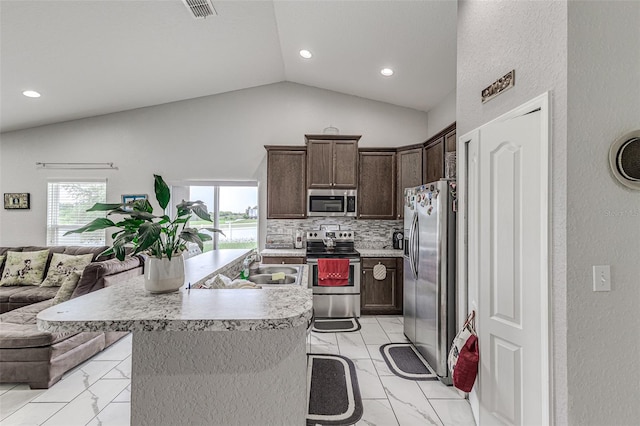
[266,218,402,249]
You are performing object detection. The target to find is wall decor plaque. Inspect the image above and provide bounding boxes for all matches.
[481,70,515,103]
[4,193,30,209]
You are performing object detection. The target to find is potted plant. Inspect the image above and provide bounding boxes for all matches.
[65,175,223,293]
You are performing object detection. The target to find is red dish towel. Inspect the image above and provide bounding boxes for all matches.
[318,258,350,286]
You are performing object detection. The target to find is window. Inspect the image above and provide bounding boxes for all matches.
[47,180,107,246]
[170,183,258,252]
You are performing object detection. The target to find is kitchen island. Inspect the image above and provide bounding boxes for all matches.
[37,262,313,425]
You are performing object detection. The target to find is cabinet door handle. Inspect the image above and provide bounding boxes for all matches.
[363,270,366,274]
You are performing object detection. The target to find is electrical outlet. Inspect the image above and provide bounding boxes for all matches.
[592,265,611,292]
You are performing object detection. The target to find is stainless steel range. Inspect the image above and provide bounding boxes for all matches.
[306,230,361,318]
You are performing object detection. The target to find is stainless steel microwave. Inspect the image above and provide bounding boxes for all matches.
[307,189,357,217]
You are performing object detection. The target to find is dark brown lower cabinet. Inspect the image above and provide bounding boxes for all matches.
[361,257,403,315]
[261,257,306,265]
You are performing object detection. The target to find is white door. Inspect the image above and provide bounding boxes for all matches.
[461,93,550,425]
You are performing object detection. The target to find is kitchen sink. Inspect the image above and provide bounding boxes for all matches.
[247,274,297,285]
[247,265,302,286]
[253,266,299,275]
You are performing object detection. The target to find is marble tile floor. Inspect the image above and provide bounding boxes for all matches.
[0,316,475,426]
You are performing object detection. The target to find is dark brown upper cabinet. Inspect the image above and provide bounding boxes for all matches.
[265,146,307,219]
[422,123,456,184]
[305,135,360,189]
[396,146,423,220]
[445,129,456,152]
[358,149,396,219]
[423,137,444,184]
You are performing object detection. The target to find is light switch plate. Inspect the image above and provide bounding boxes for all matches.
[592,265,611,292]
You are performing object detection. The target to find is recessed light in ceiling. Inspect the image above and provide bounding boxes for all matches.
[380,68,394,77]
[22,90,41,98]
[299,50,312,59]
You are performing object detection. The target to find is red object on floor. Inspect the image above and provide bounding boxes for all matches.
[453,334,479,392]
[317,258,350,286]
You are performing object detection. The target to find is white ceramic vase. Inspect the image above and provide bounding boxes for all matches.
[144,254,185,294]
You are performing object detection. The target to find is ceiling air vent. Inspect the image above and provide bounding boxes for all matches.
[182,0,217,19]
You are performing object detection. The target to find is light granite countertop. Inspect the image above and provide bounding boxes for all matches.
[260,248,306,257]
[261,248,403,257]
[357,249,404,257]
[38,276,313,334]
[186,248,252,286]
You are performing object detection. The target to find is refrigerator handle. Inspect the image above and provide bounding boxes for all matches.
[413,213,419,279]
[410,212,419,279]
[408,213,415,279]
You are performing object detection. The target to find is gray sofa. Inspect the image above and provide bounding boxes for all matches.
[0,246,143,388]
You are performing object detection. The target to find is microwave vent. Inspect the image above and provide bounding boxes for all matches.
[182,0,217,19]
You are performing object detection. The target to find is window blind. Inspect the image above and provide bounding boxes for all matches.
[46,181,107,246]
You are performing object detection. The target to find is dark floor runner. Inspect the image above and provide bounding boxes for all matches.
[307,353,363,426]
[312,317,361,333]
[379,343,438,381]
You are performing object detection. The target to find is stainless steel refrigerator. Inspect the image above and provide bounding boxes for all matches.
[403,179,456,383]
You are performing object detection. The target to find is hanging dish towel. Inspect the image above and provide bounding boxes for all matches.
[318,258,350,286]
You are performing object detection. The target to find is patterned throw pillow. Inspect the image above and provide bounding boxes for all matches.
[40,253,93,287]
[0,254,5,268]
[0,250,50,286]
[52,272,82,305]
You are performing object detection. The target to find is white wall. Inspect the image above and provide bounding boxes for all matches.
[457,1,569,424]
[0,81,428,246]
[425,89,456,138]
[459,1,640,424]
[566,2,640,424]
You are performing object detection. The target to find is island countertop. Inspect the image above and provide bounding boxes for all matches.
[37,275,313,334]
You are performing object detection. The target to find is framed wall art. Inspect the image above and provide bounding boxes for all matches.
[121,194,148,211]
[4,193,30,210]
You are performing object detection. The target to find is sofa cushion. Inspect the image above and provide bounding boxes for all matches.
[1,299,53,324]
[0,323,80,349]
[0,249,50,286]
[73,255,143,298]
[7,286,58,306]
[52,272,81,305]
[0,299,81,349]
[0,286,34,304]
[41,253,93,287]
[0,330,103,362]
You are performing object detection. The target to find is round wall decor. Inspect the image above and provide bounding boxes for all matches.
[609,130,640,190]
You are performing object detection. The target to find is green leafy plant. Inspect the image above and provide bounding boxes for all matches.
[65,175,223,261]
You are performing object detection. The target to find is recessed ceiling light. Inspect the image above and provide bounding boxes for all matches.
[380,68,394,77]
[22,90,41,98]
[299,49,312,59]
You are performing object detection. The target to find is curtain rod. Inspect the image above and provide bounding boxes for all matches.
[36,162,118,170]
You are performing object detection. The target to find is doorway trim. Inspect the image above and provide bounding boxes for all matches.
[457,92,552,424]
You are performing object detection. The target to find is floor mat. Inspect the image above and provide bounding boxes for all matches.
[379,343,438,381]
[307,353,363,426]
[312,317,361,333]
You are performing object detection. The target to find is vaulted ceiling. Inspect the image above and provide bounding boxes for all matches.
[0,0,457,133]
